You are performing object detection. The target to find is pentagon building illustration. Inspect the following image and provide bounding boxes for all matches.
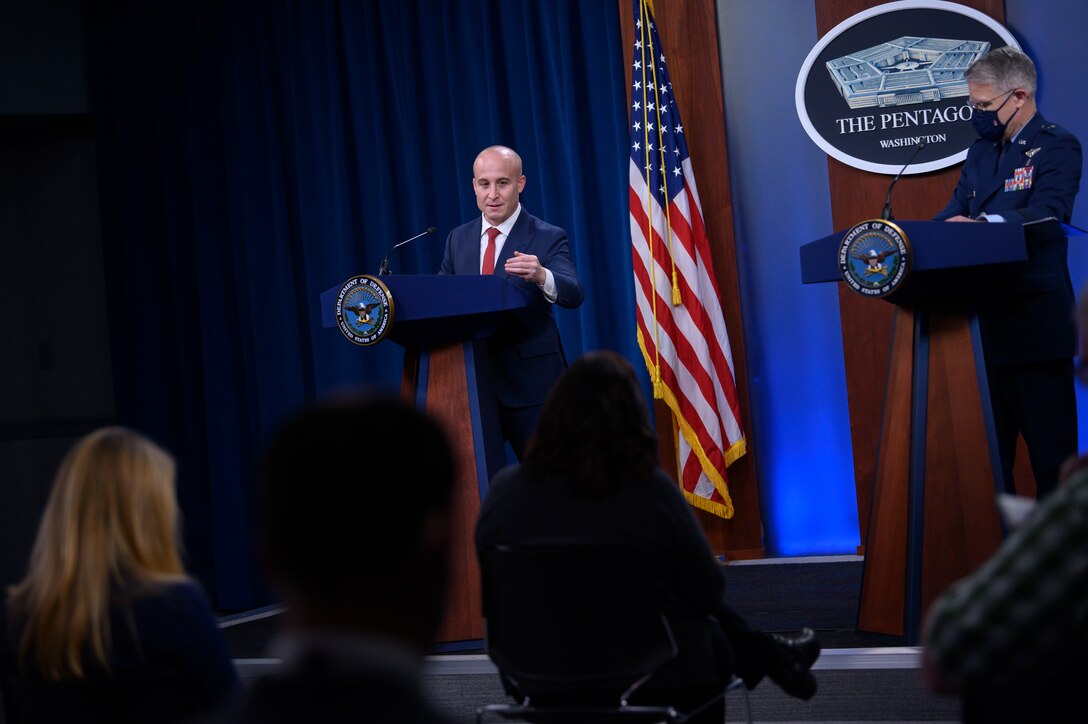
[826,37,990,108]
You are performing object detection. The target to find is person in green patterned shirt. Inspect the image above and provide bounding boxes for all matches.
[922,284,1088,723]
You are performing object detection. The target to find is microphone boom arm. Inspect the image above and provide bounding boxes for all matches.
[378,226,438,275]
[882,141,926,221]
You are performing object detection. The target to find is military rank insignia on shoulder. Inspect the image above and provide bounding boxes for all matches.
[838,220,911,299]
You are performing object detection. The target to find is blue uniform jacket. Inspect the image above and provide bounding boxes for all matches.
[935,113,1082,365]
[440,210,584,407]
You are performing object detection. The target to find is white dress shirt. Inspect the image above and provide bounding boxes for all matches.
[479,204,557,302]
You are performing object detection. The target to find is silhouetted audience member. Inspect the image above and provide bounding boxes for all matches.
[923,286,1088,723]
[476,351,821,722]
[0,427,240,721]
[223,394,456,724]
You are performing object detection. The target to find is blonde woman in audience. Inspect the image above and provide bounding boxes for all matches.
[1,426,239,718]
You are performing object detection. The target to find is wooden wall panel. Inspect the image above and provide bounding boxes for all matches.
[813,0,1006,549]
[620,0,763,558]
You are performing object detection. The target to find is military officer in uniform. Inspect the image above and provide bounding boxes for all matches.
[936,46,1083,497]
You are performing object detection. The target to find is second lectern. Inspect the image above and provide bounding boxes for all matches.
[801,219,1062,643]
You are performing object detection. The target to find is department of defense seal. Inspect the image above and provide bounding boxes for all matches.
[838,220,911,298]
[334,275,394,345]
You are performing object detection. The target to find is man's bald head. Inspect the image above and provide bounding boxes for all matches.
[473,145,526,225]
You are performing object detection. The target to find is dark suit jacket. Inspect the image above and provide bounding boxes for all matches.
[935,113,1082,365]
[440,209,584,407]
[1,580,240,720]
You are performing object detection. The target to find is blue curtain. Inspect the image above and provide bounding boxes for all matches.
[83,0,635,610]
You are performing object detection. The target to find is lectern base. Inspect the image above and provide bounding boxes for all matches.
[858,305,1006,642]
[403,341,504,644]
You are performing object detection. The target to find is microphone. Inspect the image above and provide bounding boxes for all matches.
[378,226,437,275]
[881,141,926,221]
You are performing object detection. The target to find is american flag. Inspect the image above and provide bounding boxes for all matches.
[628,0,745,518]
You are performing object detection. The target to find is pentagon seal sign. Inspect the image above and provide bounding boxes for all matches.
[795,0,1018,174]
[335,275,394,345]
[838,220,911,298]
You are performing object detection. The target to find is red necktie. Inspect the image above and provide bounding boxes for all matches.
[482,227,500,275]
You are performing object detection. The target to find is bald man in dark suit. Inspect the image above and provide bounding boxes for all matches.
[440,145,584,458]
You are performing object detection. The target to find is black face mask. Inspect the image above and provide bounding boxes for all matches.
[970,90,1018,143]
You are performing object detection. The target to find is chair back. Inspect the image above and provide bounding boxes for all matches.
[0,670,205,724]
[479,544,678,699]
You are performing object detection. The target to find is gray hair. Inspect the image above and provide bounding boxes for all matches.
[966,46,1037,96]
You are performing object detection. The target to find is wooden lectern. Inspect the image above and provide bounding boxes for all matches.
[801,220,1058,643]
[321,274,533,647]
